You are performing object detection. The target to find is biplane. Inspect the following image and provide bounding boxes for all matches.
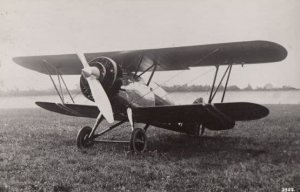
[13,40,287,153]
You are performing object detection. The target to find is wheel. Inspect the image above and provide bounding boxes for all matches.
[130,128,147,153]
[76,126,94,149]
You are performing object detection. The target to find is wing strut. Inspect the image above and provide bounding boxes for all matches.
[47,68,65,103]
[42,59,75,104]
[133,55,144,77]
[208,65,219,103]
[146,63,157,86]
[208,64,233,103]
[221,65,233,102]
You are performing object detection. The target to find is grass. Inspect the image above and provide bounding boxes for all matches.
[0,105,299,192]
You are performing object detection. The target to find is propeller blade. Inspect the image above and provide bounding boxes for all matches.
[77,53,89,68]
[88,77,114,123]
[77,53,114,123]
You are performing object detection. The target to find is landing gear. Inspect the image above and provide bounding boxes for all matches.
[76,126,94,149]
[130,128,147,153]
[76,119,149,153]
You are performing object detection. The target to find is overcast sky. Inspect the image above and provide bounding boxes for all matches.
[0,0,299,91]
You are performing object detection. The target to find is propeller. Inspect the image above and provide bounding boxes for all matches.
[77,53,114,123]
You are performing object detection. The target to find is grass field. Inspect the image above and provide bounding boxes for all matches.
[0,105,299,192]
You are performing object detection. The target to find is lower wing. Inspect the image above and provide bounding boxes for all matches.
[36,101,268,131]
[132,102,269,130]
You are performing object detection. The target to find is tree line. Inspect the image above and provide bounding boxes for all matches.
[0,83,297,97]
[161,84,297,92]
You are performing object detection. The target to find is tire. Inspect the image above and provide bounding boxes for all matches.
[130,128,147,153]
[76,126,94,149]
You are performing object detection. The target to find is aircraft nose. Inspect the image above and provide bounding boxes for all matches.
[82,66,100,79]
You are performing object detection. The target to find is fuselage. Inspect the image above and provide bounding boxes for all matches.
[111,73,175,114]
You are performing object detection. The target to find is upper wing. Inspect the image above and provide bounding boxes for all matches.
[87,40,287,72]
[13,54,83,75]
[13,40,287,75]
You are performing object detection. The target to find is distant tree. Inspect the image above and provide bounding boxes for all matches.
[256,86,264,90]
[0,80,3,89]
[0,60,3,91]
[264,83,274,90]
[0,80,3,96]
[227,85,240,91]
[282,85,296,90]
[244,84,253,91]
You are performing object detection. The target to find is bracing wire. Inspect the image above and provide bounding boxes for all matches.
[158,67,215,100]
[128,48,219,105]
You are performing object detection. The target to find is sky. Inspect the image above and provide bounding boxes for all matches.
[0,0,299,91]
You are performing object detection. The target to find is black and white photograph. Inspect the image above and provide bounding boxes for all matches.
[0,0,299,191]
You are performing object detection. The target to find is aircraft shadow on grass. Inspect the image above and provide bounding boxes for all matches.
[61,133,266,159]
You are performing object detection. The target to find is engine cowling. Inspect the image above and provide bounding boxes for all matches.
[80,57,122,101]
